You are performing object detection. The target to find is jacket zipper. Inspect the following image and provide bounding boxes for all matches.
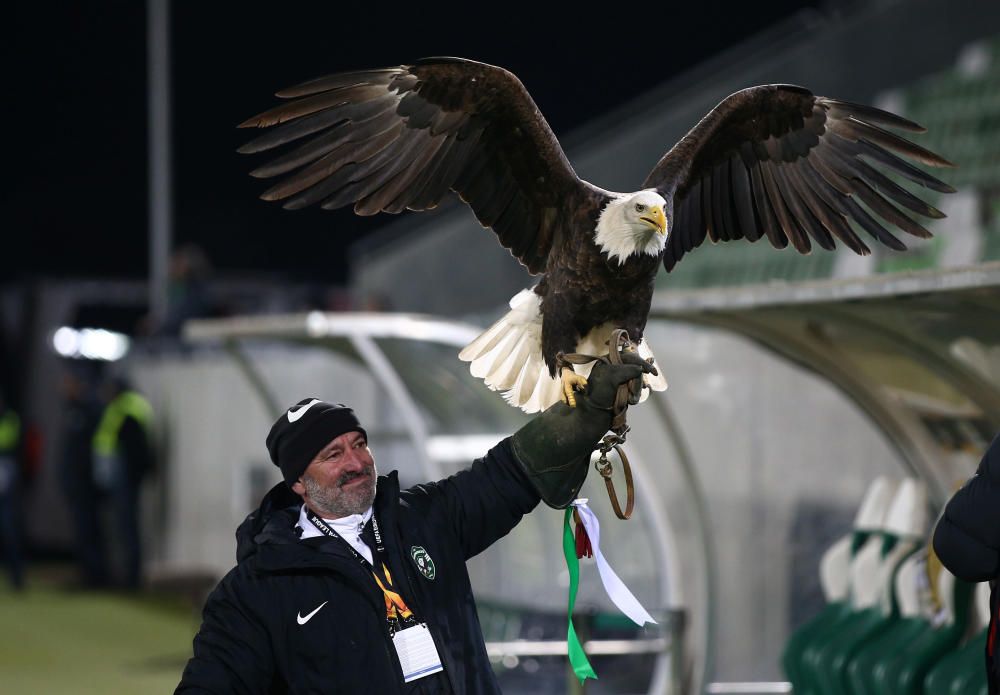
[394,547,457,693]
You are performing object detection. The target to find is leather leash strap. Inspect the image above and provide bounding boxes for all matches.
[595,435,634,520]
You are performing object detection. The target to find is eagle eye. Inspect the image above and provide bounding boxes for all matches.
[635,203,645,212]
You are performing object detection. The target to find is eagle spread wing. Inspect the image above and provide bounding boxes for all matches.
[239,65,956,413]
[642,85,954,270]
[239,57,593,275]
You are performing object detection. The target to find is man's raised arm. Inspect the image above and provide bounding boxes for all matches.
[403,352,655,559]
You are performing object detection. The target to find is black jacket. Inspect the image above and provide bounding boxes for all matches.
[932,433,1000,693]
[177,438,540,694]
[119,416,153,483]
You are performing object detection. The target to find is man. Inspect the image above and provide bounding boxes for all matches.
[0,390,23,590]
[92,377,154,589]
[933,432,1000,694]
[176,352,652,694]
[59,367,105,587]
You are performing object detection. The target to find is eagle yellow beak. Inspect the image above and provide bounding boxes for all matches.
[640,205,667,235]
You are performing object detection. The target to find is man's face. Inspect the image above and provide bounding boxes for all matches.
[292,430,377,518]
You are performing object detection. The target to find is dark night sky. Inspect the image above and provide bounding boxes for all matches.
[7,1,828,285]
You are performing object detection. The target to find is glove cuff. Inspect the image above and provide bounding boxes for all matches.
[510,400,611,509]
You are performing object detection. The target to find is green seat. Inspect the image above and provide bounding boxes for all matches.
[923,627,987,695]
[806,536,920,695]
[783,479,918,695]
[881,579,972,694]
[810,605,900,695]
[846,615,927,694]
[798,604,864,695]
[844,555,973,695]
[783,600,851,695]
[786,532,873,695]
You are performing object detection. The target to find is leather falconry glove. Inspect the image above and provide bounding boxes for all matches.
[510,350,655,509]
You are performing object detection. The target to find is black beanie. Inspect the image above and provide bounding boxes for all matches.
[266,398,368,486]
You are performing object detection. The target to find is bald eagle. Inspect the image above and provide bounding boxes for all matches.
[239,57,953,412]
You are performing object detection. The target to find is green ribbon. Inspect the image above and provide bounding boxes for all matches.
[563,508,598,683]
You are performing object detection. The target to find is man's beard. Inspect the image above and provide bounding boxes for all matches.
[303,467,377,518]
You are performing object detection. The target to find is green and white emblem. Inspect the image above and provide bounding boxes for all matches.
[410,546,436,580]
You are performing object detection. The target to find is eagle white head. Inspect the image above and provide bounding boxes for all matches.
[594,190,668,265]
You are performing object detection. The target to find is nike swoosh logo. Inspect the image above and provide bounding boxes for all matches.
[297,601,328,625]
[287,399,321,423]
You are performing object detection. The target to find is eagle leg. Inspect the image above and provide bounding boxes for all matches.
[560,367,588,408]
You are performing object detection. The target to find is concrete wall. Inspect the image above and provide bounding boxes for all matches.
[632,322,904,681]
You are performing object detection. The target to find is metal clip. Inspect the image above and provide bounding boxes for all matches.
[593,431,635,520]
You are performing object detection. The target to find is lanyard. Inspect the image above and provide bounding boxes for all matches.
[306,511,414,624]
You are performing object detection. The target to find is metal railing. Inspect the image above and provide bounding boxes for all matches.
[484,608,685,695]
[705,683,792,694]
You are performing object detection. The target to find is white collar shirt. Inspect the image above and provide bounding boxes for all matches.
[297,504,375,565]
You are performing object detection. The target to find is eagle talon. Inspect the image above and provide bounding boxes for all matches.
[560,367,588,408]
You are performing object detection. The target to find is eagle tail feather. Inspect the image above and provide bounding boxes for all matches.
[487,332,534,391]
[468,330,518,379]
[460,288,556,412]
[522,368,561,414]
[461,290,667,413]
[519,373,543,413]
[501,362,531,409]
[458,316,511,361]
[514,358,543,408]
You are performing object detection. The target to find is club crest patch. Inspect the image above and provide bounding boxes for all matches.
[410,546,436,580]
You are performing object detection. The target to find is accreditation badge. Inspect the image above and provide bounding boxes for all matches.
[392,623,444,683]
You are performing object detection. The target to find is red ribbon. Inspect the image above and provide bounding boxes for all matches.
[574,513,593,559]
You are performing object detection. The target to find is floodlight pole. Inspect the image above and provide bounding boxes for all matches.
[147,0,172,328]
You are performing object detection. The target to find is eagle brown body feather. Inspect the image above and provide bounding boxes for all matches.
[536,189,660,375]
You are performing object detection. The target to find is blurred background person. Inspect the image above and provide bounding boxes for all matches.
[158,244,212,338]
[92,376,154,590]
[0,389,24,590]
[136,244,215,339]
[59,364,106,588]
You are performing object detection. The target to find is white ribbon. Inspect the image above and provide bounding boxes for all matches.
[571,499,656,626]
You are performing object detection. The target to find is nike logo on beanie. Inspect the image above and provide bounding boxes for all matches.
[287,399,321,423]
[267,399,367,485]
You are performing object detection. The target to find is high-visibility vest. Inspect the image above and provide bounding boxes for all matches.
[0,409,19,454]
[92,392,152,457]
